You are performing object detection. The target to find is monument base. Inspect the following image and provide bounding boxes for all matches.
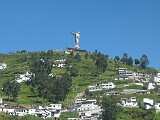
[65,47,87,55]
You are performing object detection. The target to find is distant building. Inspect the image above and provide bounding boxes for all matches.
[150,73,160,84]
[119,68,127,76]
[155,103,160,113]
[147,82,156,90]
[120,97,138,108]
[88,82,115,92]
[53,59,67,68]
[115,68,151,81]
[16,71,32,83]
[0,63,7,70]
[65,48,86,55]
[141,98,154,109]
[70,98,97,111]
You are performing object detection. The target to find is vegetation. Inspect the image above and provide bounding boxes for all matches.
[0,50,159,119]
[101,96,122,120]
[30,57,72,103]
[0,113,52,120]
[2,80,21,100]
[140,54,150,69]
[95,53,108,73]
[59,112,79,120]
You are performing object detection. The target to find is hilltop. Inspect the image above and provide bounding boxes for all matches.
[0,50,158,104]
[0,50,159,119]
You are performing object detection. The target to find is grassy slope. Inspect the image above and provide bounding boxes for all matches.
[0,52,159,107]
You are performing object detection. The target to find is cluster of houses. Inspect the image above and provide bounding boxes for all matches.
[53,59,67,68]
[0,98,62,119]
[15,71,32,83]
[105,89,150,96]
[114,68,160,90]
[0,63,7,70]
[1,94,160,120]
[63,96,160,119]
[0,97,101,120]
[119,96,160,112]
[69,98,101,120]
[115,68,151,81]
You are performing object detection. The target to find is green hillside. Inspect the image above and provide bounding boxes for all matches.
[0,50,159,107]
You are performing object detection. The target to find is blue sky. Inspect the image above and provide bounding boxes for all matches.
[0,0,160,69]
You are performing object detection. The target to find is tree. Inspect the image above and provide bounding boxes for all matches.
[140,54,149,69]
[30,57,72,102]
[47,50,53,59]
[70,66,78,77]
[10,80,21,100]
[126,57,133,66]
[2,80,12,99]
[121,53,128,64]
[75,53,81,61]
[85,52,89,59]
[90,53,97,61]
[20,50,27,54]
[134,59,140,65]
[101,96,122,120]
[114,56,120,62]
[2,80,21,100]
[95,54,108,73]
[84,88,90,97]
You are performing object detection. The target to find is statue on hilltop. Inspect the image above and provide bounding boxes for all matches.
[70,32,80,50]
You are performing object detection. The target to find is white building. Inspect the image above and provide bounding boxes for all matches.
[119,68,127,76]
[28,108,36,115]
[71,98,97,112]
[150,73,160,84]
[16,71,32,83]
[53,59,67,68]
[147,83,156,90]
[88,84,102,92]
[155,103,160,113]
[77,102,95,111]
[101,82,115,90]
[121,97,138,108]
[14,109,28,116]
[141,98,154,109]
[0,63,7,70]
[46,104,62,112]
[79,105,101,120]
[88,82,115,92]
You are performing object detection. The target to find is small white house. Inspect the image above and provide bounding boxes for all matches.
[121,97,138,108]
[0,63,7,70]
[57,63,65,68]
[88,84,102,92]
[77,102,95,111]
[79,105,101,119]
[14,109,28,116]
[16,71,32,83]
[53,110,61,118]
[7,109,15,114]
[101,82,115,90]
[88,82,115,92]
[71,98,97,111]
[46,104,62,112]
[141,98,154,109]
[75,98,87,104]
[150,73,160,84]
[155,103,160,113]
[147,83,156,90]
[28,108,36,115]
